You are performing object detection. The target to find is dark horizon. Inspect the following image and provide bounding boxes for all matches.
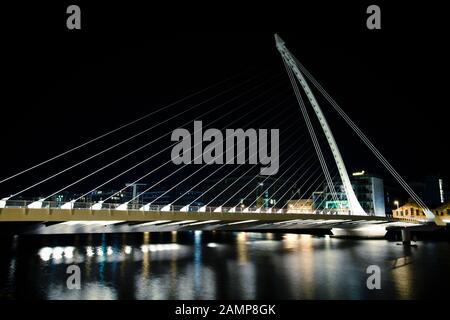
[1,3,448,201]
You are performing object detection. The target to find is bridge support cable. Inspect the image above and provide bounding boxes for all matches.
[288,154,341,210]
[283,60,340,206]
[293,59,438,222]
[278,171,338,214]
[0,71,261,185]
[200,133,313,210]
[272,167,324,213]
[266,160,319,211]
[286,176,328,213]
[82,95,293,209]
[93,91,294,208]
[212,133,310,211]
[10,74,282,200]
[313,175,342,214]
[296,171,340,214]
[282,47,351,211]
[163,128,281,210]
[147,101,299,209]
[242,154,316,211]
[267,155,338,213]
[172,115,303,210]
[223,141,314,211]
[276,34,366,216]
[17,74,281,200]
[242,149,319,211]
[73,92,292,207]
[202,126,307,208]
[133,112,299,208]
[73,87,290,206]
[37,84,290,206]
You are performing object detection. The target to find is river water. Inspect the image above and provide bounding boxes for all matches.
[0,231,449,299]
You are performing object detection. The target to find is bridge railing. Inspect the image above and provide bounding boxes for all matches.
[0,199,354,216]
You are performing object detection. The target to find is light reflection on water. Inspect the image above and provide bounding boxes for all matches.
[1,231,449,300]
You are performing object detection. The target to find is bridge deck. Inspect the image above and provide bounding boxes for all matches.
[0,208,424,236]
[0,207,406,223]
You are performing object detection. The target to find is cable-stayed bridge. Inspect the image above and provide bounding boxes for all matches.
[0,199,411,236]
[0,35,445,237]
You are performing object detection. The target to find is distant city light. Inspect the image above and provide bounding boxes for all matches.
[352,170,365,176]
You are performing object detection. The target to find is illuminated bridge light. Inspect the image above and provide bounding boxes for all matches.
[163,220,196,226]
[227,220,258,226]
[187,220,220,226]
[137,220,170,227]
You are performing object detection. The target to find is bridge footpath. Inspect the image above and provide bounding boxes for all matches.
[0,206,395,223]
[0,205,424,238]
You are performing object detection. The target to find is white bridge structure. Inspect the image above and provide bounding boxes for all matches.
[0,35,445,237]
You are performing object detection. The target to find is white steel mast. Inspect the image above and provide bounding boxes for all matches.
[275,34,366,215]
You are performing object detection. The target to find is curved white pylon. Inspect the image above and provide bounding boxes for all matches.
[275,34,366,216]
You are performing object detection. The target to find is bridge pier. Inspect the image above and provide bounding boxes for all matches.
[401,228,411,245]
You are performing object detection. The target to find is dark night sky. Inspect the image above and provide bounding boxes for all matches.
[1,2,448,199]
